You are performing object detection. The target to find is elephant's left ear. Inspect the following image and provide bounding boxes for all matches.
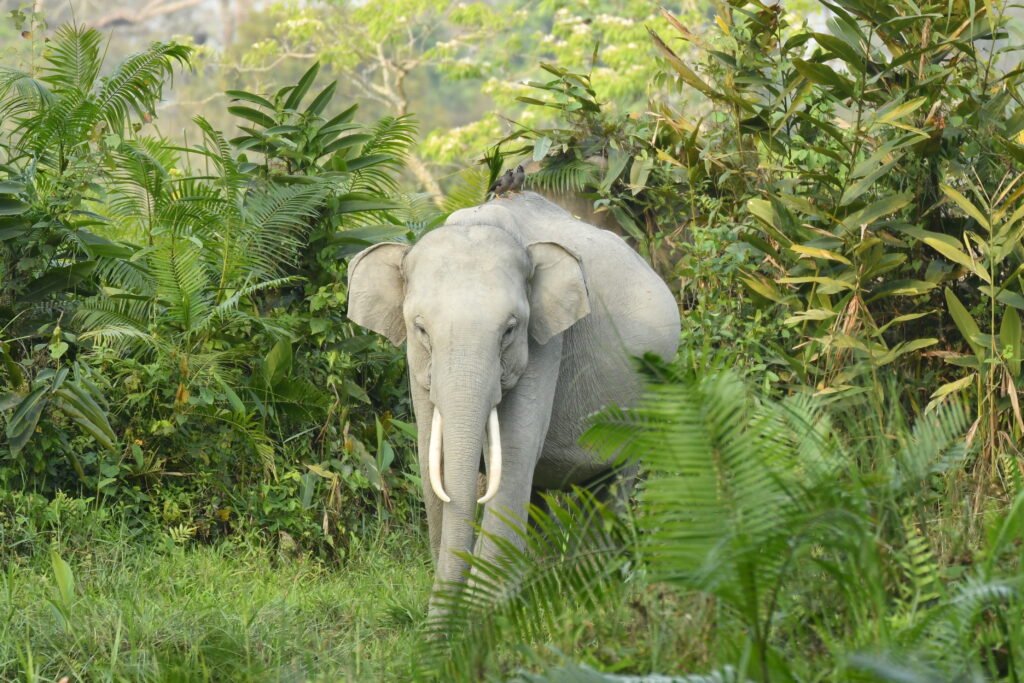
[527,241,590,345]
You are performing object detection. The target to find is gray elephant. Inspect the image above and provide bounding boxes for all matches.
[347,192,679,610]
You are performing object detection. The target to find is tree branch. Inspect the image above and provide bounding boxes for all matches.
[95,0,205,28]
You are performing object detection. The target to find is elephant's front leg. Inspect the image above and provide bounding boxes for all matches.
[473,336,562,569]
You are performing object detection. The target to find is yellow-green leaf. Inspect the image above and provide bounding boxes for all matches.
[790,244,852,264]
[875,97,928,124]
[922,236,991,283]
[784,309,837,325]
[930,374,976,400]
[741,276,782,302]
[945,288,986,359]
[941,183,991,233]
[1001,307,1022,376]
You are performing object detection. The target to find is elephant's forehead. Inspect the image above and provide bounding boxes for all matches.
[405,225,530,280]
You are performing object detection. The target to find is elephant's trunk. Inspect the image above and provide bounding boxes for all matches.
[429,356,501,589]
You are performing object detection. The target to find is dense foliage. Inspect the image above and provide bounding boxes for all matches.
[0,27,425,557]
[1,0,1024,680]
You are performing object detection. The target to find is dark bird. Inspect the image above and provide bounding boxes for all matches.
[509,165,525,193]
[489,169,514,199]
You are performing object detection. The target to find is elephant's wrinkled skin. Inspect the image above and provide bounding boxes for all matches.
[347,192,680,611]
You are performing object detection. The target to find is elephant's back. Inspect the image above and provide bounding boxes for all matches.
[446,192,680,359]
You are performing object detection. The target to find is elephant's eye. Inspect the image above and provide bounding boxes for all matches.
[502,319,518,343]
[414,319,430,348]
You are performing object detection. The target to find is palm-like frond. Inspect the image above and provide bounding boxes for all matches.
[39,24,103,95]
[584,372,799,600]
[74,295,154,354]
[93,42,192,135]
[526,158,600,194]
[419,492,629,681]
[442,166,490,213]
[0,69,54,128]
[6,38,192,158]
[148,240,212,337]
[238,180,328,279]
[347,115,417,195]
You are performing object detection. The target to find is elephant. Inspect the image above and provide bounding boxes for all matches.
[346,192,680,611]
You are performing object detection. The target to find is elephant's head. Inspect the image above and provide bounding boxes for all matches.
[346,225,589,510]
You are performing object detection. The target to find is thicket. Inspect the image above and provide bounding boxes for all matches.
[0,26,428,557]
[517,0,1024,498]
[421,0,1024,679]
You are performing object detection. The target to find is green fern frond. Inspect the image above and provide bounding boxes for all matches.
[94,42,193,135]
[347,115,417,195]
[443,167,490,213]
[148,241,212,336]
[40,24,103,95]
[527,158,600,194]
[239,180,327,278]
[419,492,629,681]
[896,516,943,610]
[74,295,155,354]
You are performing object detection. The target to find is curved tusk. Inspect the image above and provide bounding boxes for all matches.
[477,408,502,504]
[428,407,450,503]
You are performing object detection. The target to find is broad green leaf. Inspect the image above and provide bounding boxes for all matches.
[840,193,913,232]
[345,154,391,171]
[784,309,837,325]
[6,385,48,456]
[265,339,293,385]
[54,386,117,453]
[741,276,782,302]
[50,549,75,609]
[227,105,277,128]
[0,181,27,193]
[321,133,372,155]
[284,62,321,110]
[533,136,553,162]
[305,81,337,117]
[225,89,274,109]
[792,59,855,96]
[840,159,899,206]
[600,148,630,192]
[812,32,863,69]
[875,97,927,125]
[872,338,938,366]
[0,198,28,216]
[628,157,654,195]
[945,288,986,359]
[648,27,716,97]
[779,276,856,292]
[878,311,933,334]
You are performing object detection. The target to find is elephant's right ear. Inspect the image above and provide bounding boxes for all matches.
[347,242,410,345]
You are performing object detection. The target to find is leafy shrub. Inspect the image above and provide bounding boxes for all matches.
[0,24,422,555]
[422,356,1024,681]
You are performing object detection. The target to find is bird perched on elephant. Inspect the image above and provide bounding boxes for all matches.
[346,192,679,615]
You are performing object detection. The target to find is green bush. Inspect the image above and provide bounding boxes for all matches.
[0,24,423,555]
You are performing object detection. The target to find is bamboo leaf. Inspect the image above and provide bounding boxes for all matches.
[941,183,991,233]
[922,236,992,283]
[945,288,986,359]
[1001,307,1022,376]
[790,244,852,264]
